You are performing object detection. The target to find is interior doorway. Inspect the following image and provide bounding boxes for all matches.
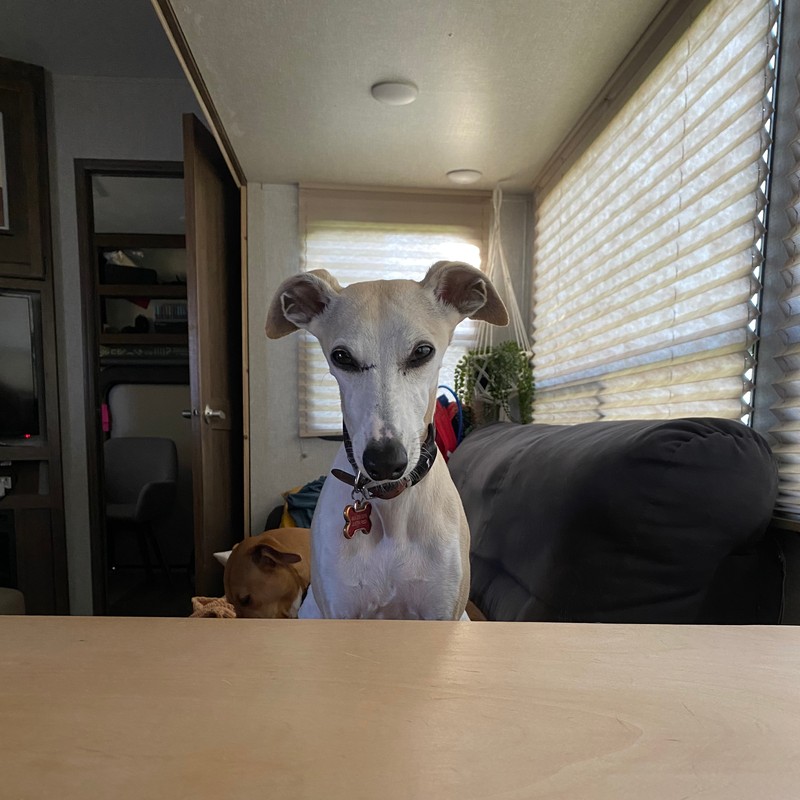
[77,161,194,615]
[75,120,244,615]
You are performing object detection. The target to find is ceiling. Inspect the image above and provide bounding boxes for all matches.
[0,0,668,191]
[0,0,184,79]
[165,0,668,190]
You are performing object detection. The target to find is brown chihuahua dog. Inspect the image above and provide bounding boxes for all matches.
[224,528,311,619]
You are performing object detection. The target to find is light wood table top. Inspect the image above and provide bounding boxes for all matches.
[1,617,799,799]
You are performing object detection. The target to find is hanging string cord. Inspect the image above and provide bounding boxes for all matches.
[475,186,531,354]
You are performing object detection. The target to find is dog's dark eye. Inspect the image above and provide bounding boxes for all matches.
[331,348,357,370]
[408,343,435,366]
[239,594,251,607]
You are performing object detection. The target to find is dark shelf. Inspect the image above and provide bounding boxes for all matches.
[0,445,50,460]
[0,495,53,510]
[98,284,187,298]
[94,233,185,249]
[99,333,188,345]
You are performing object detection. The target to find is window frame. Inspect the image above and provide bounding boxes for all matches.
[296,185,492,438]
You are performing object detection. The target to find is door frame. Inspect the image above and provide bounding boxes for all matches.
[74,158,184,614]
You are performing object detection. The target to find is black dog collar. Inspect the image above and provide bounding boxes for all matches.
[332,423,438,500]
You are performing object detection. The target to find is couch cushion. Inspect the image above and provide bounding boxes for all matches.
[448,418,779,623]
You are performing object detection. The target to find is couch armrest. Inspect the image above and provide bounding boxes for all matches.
[449,418,779,623]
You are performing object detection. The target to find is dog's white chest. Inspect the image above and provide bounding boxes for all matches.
[309,476,467,620]
[338,532,435,619]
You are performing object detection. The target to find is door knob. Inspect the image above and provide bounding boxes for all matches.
[203,404,227,422]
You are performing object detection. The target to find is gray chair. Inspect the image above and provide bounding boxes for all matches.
[104,437,178,583]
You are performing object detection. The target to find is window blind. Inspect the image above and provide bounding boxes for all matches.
[298,188,490,437]
[532,0,778,424]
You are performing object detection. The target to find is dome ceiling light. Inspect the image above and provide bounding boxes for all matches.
[446,169,483,185]
[370,81,419,106]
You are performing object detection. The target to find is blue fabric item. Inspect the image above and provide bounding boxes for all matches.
[286,475,326,527]
[437,384,464,443]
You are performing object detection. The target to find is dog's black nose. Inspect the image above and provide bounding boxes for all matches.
[362,438,408,481]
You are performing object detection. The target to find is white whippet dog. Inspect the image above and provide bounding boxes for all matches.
[266,261,508,619]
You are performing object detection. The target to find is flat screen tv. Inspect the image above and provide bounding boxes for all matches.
[0,291,42,441]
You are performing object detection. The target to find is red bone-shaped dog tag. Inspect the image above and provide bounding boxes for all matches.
[343,500,372,539]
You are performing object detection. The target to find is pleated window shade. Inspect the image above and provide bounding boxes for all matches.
[532,0,778,424]
[298,188,490,437]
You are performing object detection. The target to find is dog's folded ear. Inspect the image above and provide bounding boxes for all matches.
[266,269,343,338]
[421,261,508,325]
[251,543,303,569]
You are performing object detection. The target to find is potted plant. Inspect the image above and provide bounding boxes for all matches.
[454,341,534,429]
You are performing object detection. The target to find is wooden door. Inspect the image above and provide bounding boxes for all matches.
[183,113,243,596]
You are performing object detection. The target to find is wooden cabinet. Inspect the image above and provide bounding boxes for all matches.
[0,59,68,614]
[0,57,51,279]
[0,450,67,614]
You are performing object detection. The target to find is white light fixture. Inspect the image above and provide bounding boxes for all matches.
[446,169,483,185]
[370,81,418,106]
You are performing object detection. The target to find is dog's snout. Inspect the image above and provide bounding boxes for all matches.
[363,439,408,481]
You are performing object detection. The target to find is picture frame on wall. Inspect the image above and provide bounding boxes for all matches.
[0,111,8,232]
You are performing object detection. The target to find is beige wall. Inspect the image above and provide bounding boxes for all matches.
[246,184,533,533]
[246,184,339,532]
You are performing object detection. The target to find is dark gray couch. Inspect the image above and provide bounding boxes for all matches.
[448,418,781,624]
